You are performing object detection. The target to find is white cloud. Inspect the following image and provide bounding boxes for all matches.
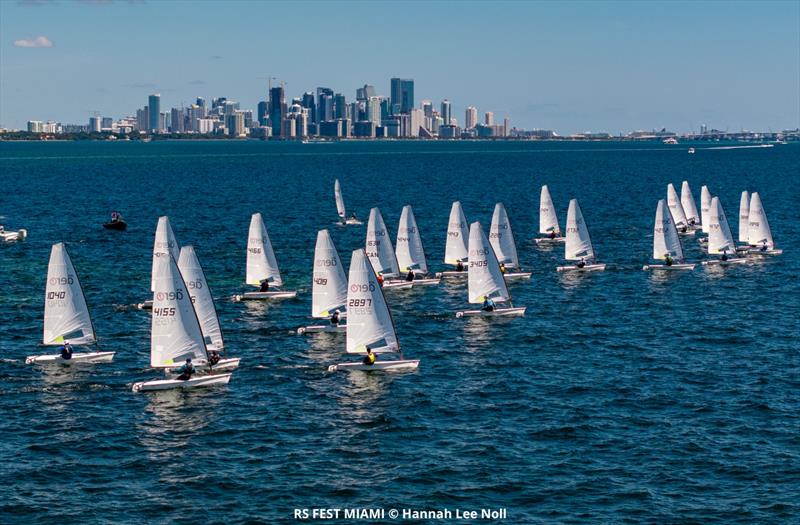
[13,36,54,48]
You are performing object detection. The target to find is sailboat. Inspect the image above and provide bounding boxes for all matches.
[456,222,526,317]
[437,201,469,278]
[746,192,782,255]
[702,197,747,266]
[365,207,411,289]
[26,243,115,364]
[297,229,348,334]
[0,224,27,242]
[132,254,233,392]
[327,249,419,372]
[233,212,297,300]
[643,200,696,270]
[137,216,180,310]
[736,191,750,251]
[177,246,240,372]
[700,185,712,234]
[534,185,566,244]
[557,199,607,271]
[395,205,440,285]
[667,183,694,235]
[489,203,531,279]
[334,179,362,225]
[680,181,702,230]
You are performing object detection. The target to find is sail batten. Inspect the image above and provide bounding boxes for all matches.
[396,205,428,274]
[489,203,519,268]
[468,222,510,304]
[700,185,712,233]
[312,230,348,318]
[366,207,400,278]
[345,250,398,354]
[43,243,96,346]
[444,201,469,264]
[246,213,283,287]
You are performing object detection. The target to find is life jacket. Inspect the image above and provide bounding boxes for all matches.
[367,353,376,365]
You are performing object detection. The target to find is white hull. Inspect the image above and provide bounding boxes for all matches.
[534,236,566,244]
[338,218,363,225]
[297,324,346,334]
[382,280,413,290]
[328,359,420,372]
[1,229,27,242]
[136,300,153,310]
[557,263,607,272]
[25,351,115,365]
[233,290,298,301]
[455,306,526,318]
[209,357,240,372]
[677,229,697,236]
[503,272,532,280]
[435,270,468,278]
[132,373,232,392]
[746,248,783,256]
[409,277,441,286]
[642,263,696,271]
[702,258,748,266]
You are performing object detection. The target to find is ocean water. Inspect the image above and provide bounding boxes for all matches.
[1,140,798,524]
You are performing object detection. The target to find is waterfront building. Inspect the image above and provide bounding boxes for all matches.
[269,85,286,137]
[465,106,478,129]
[440,99,451,126]
[390,78,414,114]
[484,111,494,126]
[148,94,161,132]
[27,120,44,133]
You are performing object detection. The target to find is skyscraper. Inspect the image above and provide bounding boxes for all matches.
[302,92,316,124]
[317,87,334,123]
[440,99,451,126]
[465,106,478,129]
[484,111,494,126]
[367,97,382,127]
[257,101,268,126]
[269,85,286,137]
[148,94,161,132]
[333,93,347,120]
[390,78,414,114]
[356,84,376,101]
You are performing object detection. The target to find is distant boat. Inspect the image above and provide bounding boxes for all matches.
[702,197,747,266]
[667,183,694,235]
[334,179,362,225]
[489,203,531,279]
[663,137,678,145]
[0,224,27,242]
[437,201,469,278]
[534,185,566,245]
[234,212,297,301]
[680,181,702,231]
[102,211,127,231]
[643,200,695,271]
[746,192,782,255]
[557,199,607,272]
[688,147,696,154]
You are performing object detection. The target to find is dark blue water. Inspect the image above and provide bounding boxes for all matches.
[1,141,798,524]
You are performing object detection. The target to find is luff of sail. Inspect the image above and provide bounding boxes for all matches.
[396,205,428,274]
[539,185,561,234]
[747,192,774,248]
[43,243,96,346]
[700,185,712,233]
[151,254,208,367]
[151,216,180,291]
[178,246,224,351]
[312,229,347,318]
[653,200,683,261]
[365,207,400,277]
[444,201,468,264]
[468,221,510,304]
[681,181,701,226]
[246,212,283,287]
[667,183,689,229]
[489,203,519,268]
[707,197,736,255]
[564,199,596,261]
[738,191,750,243]
[345,249,399,355]
[334,179,346,219]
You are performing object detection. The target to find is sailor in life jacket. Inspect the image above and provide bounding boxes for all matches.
[362,346,376,366]
[60,341,73,360]
[259,279,270,292]
[208,350,221,366]
[175,359,196,380]
[330,311,340,326]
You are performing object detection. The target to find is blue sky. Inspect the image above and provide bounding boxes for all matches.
[1,0,798,133]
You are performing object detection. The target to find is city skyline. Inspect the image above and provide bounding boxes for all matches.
[1,1,799,133]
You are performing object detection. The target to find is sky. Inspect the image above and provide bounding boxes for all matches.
[1,0,798,134]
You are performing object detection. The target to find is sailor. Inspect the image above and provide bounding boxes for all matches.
[688,218,696,226]
[208,351,221,366]
[362,346,376,366]
[481,296,495,312]
[679,225,688,233]
[174,358,195,381]
[59,341,73,360]
[760,242,768,252]
[665,253,674,266]
[576,258,586,269]
[376,272,384,286]
[499,263,506,274]
[350,212,358,222]
[405,267,415,282]
[549,230,557,240]
[259,279,270,292]
[330,311,340,326]
[455,260,465,272]
[721,252,728,262]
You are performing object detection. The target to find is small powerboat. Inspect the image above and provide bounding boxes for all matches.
[103,212,127,231]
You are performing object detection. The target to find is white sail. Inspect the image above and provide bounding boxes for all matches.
[738,191,750,243]
[396,205,427,274]
[43,243,95,346]
[653,200,683,261]
[246,212,283,287]
[707,197,737,255]
[444,201,469,264]
[747,192,774,248]
[681,181,700,225]
[365,207,400,277]
[334,179,346,219]
[489,203,519,268]
[312,229,347,318]
[667,183,689,228]
[564,199,596,261]
[150,254,207,367]
[178,246,224,351]
[345,249,398,354]
[539,185,561,234]
[468,221,510,304]
[700,185,712,233]
[151,216,180,291]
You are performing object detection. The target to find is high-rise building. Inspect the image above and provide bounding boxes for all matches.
[226,111,245,137]
[89,116,102,132]
[317,87,334,123]
[367,97,382,127]
[196,97,205,108]
[390,78,414,114]
[269,85,286,137]
[465,106,478,129]
[421,100,433,118]
[356,84,376,101]
[440,99,452,126]
[484,111,494,126]
[27,121,44,133]
[333,93,347,120]
[170,108,185,133]
[148,94,161,132]
[301,92,316,124]
[101,117,113,130]
[136,107,149,132]
[409,108,424,138]
[503,117,510,137]
[257,101,268,126]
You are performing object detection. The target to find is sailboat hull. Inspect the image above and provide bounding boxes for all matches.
[382,280,413,290]
[132,373,232,392]
[26,351,116,365]
[642,263,696,271]
[746,248,783,255]
[702,258,747,266]
[328,359,420,372]
[165,358,241,374]
[409,278,441,286]
[503,272,532,280]
[136,300,153,310]
[234,290,298,301]
[557,263,607,272]
[435,270,468,278]
[534,236,566,244]
[1,229,27,242]
[297,324,346,334]
[455,306,526,318]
